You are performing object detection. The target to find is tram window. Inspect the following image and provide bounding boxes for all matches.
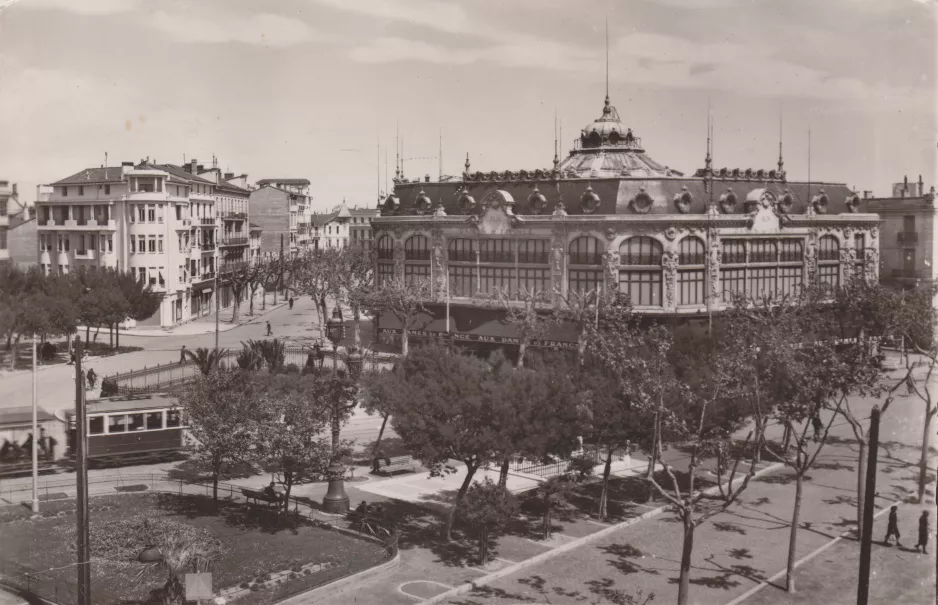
[108,415,128,433]
[89,417,104,435]
[166,410,181,428]
[146,412,164,430]
[128,413,145,431]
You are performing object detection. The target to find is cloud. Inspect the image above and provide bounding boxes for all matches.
[8,0,139,15]
[308,0,476,35]
[148,11,317,47]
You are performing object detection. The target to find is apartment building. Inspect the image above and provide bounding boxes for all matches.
[0,180,14,264]
[251,178,312,255]
[349,206,379,251]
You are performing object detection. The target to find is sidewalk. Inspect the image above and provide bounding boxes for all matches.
[111,301,288,338]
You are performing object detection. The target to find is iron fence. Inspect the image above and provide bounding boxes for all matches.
[507,446,630,479]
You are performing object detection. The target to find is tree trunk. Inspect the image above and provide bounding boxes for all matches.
[116,325,120,349]
[444,463,478,541]
[498,458,510,489]
[249,287,256,316]
[644,412,660,503]
[517,341,527,369]
[918,410,935,504]
[93,325,100,343]
[782,424,792,453]
[543,491,552,539]
[283,473,294,512]
[85,325,89,341]
[856,439,868,539]
[109,324,113,349]
[371,413,390,460]
[212,472,219,508]
[676,514,696,605]
[401,328,409,357]
[231,298,240,323]
[262,288,267,310]
[353,305,362,350]
[479,527,489,566]
[599,449,613,520]
[786,472,805,592]
[9,334,20,371]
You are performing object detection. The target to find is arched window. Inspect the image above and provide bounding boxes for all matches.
[405,235,430,260]
[818,235,840,290]
[376,236,394,286]
[618,237,662,307]
[376,236,393,260]
[619,237,662,266]
[677,237,705,306]
[448,238,474,262]
[569,236,603,265]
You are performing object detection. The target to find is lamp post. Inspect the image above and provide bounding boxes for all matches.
[322,307,350,514]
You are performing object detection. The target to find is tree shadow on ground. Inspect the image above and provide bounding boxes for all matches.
[712,521,747,535]
[595,542,662,576]
[728,548,753,560]
[747,496,771,507]
[754,471,811,486]
[824,494,858,507]
[813,461,855,472]
[154,492,309,535]
[352,437,412,463]
[166,459,259,483]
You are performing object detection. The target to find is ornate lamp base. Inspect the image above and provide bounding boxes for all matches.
[322,462,349,514]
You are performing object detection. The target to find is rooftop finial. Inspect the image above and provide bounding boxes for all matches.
[605,17,610,109]
[705,97,712,173]
[553,111,560,170]
[777,106,785,174]
[395,122,401,180]
[465,152,471,175]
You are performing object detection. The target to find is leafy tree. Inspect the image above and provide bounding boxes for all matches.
[486,285,553,369]
[185,347,227,376]
[221,262,254,323]
[391,343,502,540]
[458,477,519,565]
[360,364,406,461]
[360,275,432,357]
[294,248,341,327]
[245,259,265,316]
[114,269,161,349]
[180,371,261,505]
[340,246,376,349]
[247,338,286,373]
[487,358,582,488]
[536,474,578,539]
[134,519,221,605]
[235,343,263,371]
[254,373,340,509]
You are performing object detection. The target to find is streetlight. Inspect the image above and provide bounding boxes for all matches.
[346,348,363,379]
[322,306,350,514]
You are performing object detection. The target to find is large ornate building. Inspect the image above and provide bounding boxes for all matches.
[371,94,880,349]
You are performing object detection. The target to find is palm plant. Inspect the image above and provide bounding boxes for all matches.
[135,519,221,605]
[248,338,286,372]
[186,347,227,376]
[236,343,263,371]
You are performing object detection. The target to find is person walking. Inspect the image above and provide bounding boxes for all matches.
[86,368,98,390]
[811,413,824,442]
[915,510,930,554]
[266,321,272,337]
[289,296,294,310]
[179,345,187,364]
[883,505,901,546]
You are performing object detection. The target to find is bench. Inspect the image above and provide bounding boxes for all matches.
[241,488,283,507]
[373,455,418,476]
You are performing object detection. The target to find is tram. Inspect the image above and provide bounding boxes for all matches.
[66,393,189,467]
[0,406,60,477]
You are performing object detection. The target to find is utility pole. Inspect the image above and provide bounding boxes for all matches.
[214,246,220,353]
[857,404,880,605]
[31,333,38,515]
[74,337,91,605]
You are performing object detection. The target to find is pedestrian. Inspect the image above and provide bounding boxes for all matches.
[289,296,294,310]
[266,321,272,337]
[86,368,98,390]
[179,345,187,364]
[916,510,930,554]
[812,413,823,442]
[883,505,901,546]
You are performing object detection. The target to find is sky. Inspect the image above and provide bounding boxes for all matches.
[0,0,935,213]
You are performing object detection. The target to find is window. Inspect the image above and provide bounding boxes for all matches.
[479,239,512,263]
[819,264,840,290]
[78,186,84,196]
[517,268,549,298]
[405,235,430,260]
[138,206,146,222]
[158,236,164,253]
[149,268,157,286]
[855,233,866,273]
[779,240,803,262]
[404,264,429,285]
[148,236,156,253]
[620,237,662,266]
[64,236,70,251]
[138,267,147,282]
[748,267,778,299]
[569,236,603,265]
[137,235,145,253]
[104,185,110,195]
[903,215,915,233]
[377,263,395,286]
[570,269,603,297]
[61,186,67,196]
[108,415,128,433]
[146,412,164,430]
[678,270,705,306]
[0,229,6,251]
[147,206,155,223]
[448,266,475,297]
[448,239,475,262]
[750,240,777,263]
[166,409,182,428]
[620,270,661,306]
[479,266,513,297]
[721,268,747,302]
[376,236,393,260]
[128,413,145,431]
[89,417,104,435]
[678,237,705,265]
[779,266,803,297]
[818,235,839,261]
[179,265,186,283]
[722,240,746,264]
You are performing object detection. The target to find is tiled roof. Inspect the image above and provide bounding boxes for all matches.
[153,163,214,185]
[257,178,310,186]
[49,167,126,186]
[310,212,337,227]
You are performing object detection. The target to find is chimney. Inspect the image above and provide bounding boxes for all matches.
[190,159,198,174]
[224,172,234,180]
[11,183,17,199]
[919,174,924,196]
[903,174,909,196]
[121,161,134,175]
[197,164,204,173]
[425,174,431,183]
[863,190,872,199]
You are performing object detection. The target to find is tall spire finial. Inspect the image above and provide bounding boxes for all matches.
[464,152,471,175]
[605,17,610,108]
[553,111,560,170]
[777,106,785,174]
[705,97,712,172]
[395,122,401,180]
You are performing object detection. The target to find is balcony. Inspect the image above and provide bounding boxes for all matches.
[74,249,96,260]
[200,217,216,226]
[220,260,250,274]
[897,232,919,246]
[220,236,249,247]
[891,268,930,280]
[193,272,215,284]
[201,242,216,252]
[176,218,192,229]
[222,211,247,221]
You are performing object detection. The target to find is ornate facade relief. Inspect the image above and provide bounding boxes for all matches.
[432,244,447,301]
[661,250,679,310]
[603,250,619,297]
[708,239,721,302]
[840,247,856,282]
[805,236,818,286]
[864,247,879,285]
[551,245,565,305]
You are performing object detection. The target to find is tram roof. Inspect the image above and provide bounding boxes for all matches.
[66,393,180,416]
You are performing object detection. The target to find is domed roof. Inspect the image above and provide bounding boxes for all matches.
[580,96,639,150]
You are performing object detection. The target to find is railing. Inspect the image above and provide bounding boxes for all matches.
[679,253,705,265]
[404,250,432,261]
[620,253,662,266]
[478,251,514,263]
[506,446,630,479]
[898,232,919,245]
[221,236,249,247]
[202,242,216,251]
[200,217,216,226]
[891,268,928,279]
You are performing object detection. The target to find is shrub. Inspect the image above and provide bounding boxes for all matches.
[567,455,596,481]
[100,378,119,397]
[303,568,311,575]
[285,363,300,375]
[40,342,57,362]
[239,582,250,589]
